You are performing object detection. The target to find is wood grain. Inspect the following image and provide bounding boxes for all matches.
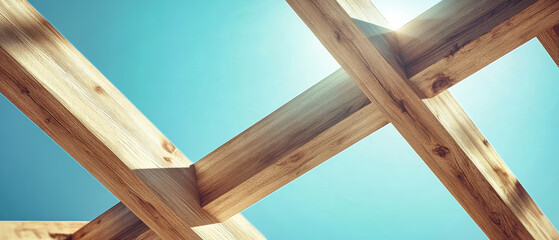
[0,1,261,239]
[72,203,150,240]
[80,0,559,230]
[399,0,559,98]
[287,0,559,239]
[73,203,265,240]
[83,68,387,234]
[538,24,559,66]
[195,68,387,220]
[187,0,559,220]
[7,0,559,238]
[0,221,87,240]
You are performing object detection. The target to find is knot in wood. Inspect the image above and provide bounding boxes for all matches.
[431,76,451,94]
[432,145,450,158]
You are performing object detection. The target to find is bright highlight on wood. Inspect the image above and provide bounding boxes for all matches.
[1,0,559,239]
[0,221,87,240]
[287,0,558,238]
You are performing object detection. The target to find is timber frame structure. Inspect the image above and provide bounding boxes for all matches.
[1,0,559,239]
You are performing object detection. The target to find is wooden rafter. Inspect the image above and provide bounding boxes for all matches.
[194,68,387,220]
[400,0,559,98]
[0,1,261,239]
[73,202,263,240]
[3,0,559,239]
[287,0,559,239]
[72,67,388,239]
[83,1,559,237]
[72,203,150,240]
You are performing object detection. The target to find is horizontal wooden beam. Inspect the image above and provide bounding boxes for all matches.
[538,24,559,66]
[287,0,559,239]
[400,0,559,98]
[0,221,87,240]
[0,1,261,239]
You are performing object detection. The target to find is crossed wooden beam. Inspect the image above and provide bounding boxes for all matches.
[2,0,559,239]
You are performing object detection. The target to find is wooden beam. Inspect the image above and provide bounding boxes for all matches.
[287,0,559,239]
[135,230,160,240]
[73,202,264,240]
[538,24,559,66]
[0,221,87,240]
[78,67,388,236]
[72,203,150,240]
[400,0,559,98]
[0,1,261,239]
[84,0,559,232]
[195,68,387,220]
[183,0,559,221]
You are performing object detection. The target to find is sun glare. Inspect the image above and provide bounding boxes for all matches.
[372,0,440,30]
[383,13,409,30]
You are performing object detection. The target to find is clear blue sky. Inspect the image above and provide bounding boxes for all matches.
[1,1,559,239]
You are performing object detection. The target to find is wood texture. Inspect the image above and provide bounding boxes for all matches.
[77,0,559,233]
[73,202,264,240]
[6,0,559,238]
[183,0,559,220]
[73,203,150,240]
[83,68,388,234]
[538,24,559,66]
[0,221,87,240]
[195,68,388,220]
[0,1,261,239]
[287,0,559,239]
[400,0,559,98]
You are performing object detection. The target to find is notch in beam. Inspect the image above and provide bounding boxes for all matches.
[287,0,559,238]
[83,0,559,237]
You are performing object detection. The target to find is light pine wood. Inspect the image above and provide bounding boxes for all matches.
[0,1,261,239]
[400,0,559,98]
[135,230,160,240]
[84,67,388,234]
[192,214,267,240]
[195,68,388,220]
[73,203,264,240]
[75,0,559,231]
[287,0,559,239]
[0,221,87,240]
[73,203,150,240]
[538,24,559,66]
[188,0,559,220]
[69,0,559,234]
[5,0,559,238]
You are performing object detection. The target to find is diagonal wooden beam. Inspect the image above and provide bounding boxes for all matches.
[73,67,386,239]
[538,24,559,66]
[72,203,150,240]
[401,0,559,98]
[0,1,262,239]
[194,68,387,220]
[197,0,559,219]
[73,202,264,240]
[0,221,87,240]
[83,0,559,236]
[287,0,559,239]
[195,0,559,220]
